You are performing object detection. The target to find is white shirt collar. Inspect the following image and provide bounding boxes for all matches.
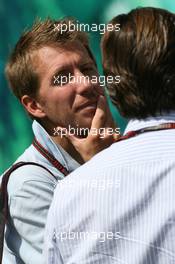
[124,111,175,135]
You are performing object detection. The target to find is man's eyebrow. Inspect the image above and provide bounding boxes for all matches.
[51,60,96,78]
[79,60,95,66]
[51,65,70,78]
[53,61,95,74]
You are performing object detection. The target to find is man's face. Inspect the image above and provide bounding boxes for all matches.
[36,42,103,132]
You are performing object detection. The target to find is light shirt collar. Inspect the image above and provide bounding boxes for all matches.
[32,120,80,173]
[124,111,175,135]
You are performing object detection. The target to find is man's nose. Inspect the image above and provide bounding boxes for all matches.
[74,69,94,95]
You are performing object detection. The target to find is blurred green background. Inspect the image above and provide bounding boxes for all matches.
[1,0,175,174]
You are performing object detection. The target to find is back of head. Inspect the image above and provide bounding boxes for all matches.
[102,7,175,119]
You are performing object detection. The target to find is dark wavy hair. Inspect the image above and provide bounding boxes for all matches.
[102,7,175,119]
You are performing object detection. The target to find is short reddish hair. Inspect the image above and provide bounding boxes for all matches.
[5,17,93,100]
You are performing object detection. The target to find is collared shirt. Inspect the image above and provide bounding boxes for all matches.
[2,120,80,264]
[44,112,175,264]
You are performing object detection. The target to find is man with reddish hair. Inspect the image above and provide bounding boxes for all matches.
[1,17,118,263]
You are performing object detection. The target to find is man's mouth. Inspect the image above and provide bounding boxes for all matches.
[76,101,97,112]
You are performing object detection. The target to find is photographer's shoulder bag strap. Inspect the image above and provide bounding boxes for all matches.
[0,161,55,264]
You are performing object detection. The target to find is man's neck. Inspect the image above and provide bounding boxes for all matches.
[39,119,84,164]
[51,135,84,165]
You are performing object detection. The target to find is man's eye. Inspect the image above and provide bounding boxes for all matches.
[82,66,97,75]
[84,67,94,71]
[83,67,92,71]
[53,75,61,85]
[53,75,69,86]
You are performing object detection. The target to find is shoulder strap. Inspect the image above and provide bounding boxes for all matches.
[33,137,69,176]
[0,161,55,263]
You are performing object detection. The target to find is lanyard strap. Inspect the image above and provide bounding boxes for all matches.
[117,122,175,142]
[32,137,69,176]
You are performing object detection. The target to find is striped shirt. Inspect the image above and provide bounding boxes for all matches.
[44,112,175,264]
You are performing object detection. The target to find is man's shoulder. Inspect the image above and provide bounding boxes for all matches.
[4,162,56,198]
[57,133,175,186]
[69,141,123,175]
[1,142,57,194]
[56,142,119,190]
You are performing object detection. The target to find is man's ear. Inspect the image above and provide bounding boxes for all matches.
[21,95,46,118]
